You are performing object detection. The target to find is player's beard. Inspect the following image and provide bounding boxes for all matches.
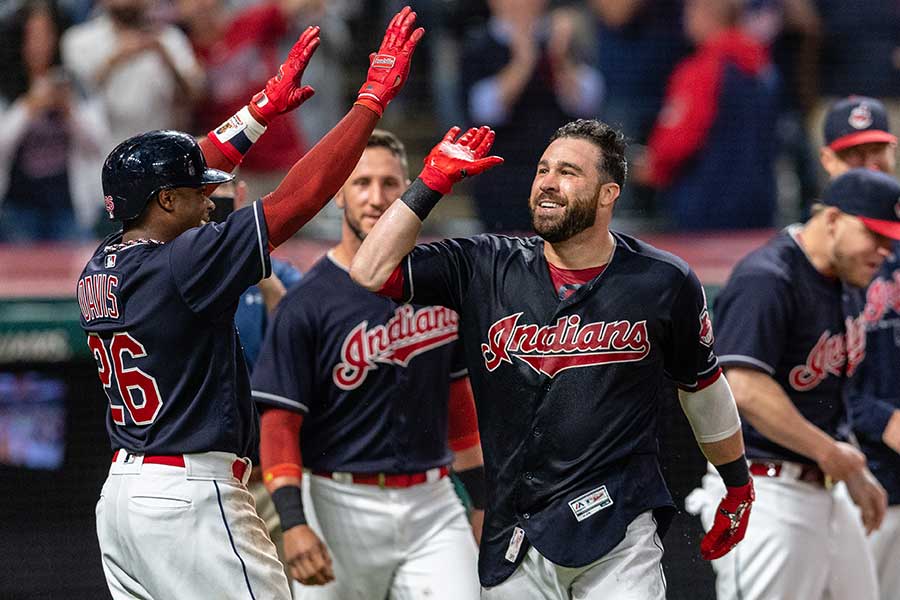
[833,248,881,288]
[530,192,598,244]
[344,211,368,243]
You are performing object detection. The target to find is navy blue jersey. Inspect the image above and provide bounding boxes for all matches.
[715,227,863,464]
[398,232,717,586]
[77,202,271,456]
[251,254,466,474]
[235,258,302,372]
[845,246,900,504]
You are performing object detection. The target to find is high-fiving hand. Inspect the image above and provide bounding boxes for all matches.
[249,25,321,124]
[355,6,425,116]
[420,126,505,195]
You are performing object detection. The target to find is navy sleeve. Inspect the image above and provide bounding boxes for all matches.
[251,300,315,415]
[449,335,468,381]
[847,357,896,443]
[663,269,720,389]
[714,269,793,375]
[169,201,271,318]
[402,237,483,312]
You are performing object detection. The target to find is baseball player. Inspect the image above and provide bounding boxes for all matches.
[77,10,424,599]
[251,129,485,599]
[821,96,900,600]
[686,168,900,600]
[349,119,754,599]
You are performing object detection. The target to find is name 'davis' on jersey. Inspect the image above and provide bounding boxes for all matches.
[78,273,120,322]
[480,313,651,377]
[788,315,865,392]
[333,305,459,390]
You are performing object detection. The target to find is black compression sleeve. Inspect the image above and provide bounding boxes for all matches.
[456,465,486,510]
[715,456,750,487]
[271,485,307,531]
[401,178,443,221]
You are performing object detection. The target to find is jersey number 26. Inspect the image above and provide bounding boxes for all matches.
[87,333,163,426]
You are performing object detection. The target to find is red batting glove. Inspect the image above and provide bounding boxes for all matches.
[419,126,505,194]
[355,6,425,116]
[248,26,320,125]
[700,479,755,560]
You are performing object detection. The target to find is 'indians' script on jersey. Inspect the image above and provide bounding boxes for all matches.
[333,305,459,389]
[480,313,650,377]
[788,315,865,392]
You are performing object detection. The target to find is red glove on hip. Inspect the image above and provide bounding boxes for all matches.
[249,25,320,125]
[419,126,504,194]
[355,6,425,116]
[700,479,755,560]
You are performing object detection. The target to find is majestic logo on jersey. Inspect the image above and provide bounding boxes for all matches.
[480,313,650,377]
[788,317,866,391]
[862,272,900,323]
[332,305,458,390]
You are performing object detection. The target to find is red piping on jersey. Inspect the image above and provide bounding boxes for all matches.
[685,367,723,393]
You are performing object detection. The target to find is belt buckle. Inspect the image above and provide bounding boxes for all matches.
[377,473,386,489]
[825,474,834,490]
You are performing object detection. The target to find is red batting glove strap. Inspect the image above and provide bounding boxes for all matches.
[356,7,424,115]
[419,165,454,195]
[700,479,755,561]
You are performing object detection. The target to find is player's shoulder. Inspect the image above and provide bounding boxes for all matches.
[279,254,346,307]
[729,227,802,284]
[613,231,693,282]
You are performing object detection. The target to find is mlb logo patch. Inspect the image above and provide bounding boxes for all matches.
[105,254,117,268]
[568,485,613,522]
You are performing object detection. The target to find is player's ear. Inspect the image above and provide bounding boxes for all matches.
[597,181,620,209]
[820,147,849,179]
[156,189,178,214]
[335,187,346,210]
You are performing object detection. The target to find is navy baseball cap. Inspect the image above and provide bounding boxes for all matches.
[824,96,896,151]
[822,169,900,240]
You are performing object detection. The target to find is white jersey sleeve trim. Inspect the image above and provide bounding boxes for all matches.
[449,368,468,380]
[252,390,308,413]
[252,201,271,279]
[404,255,415,304]
[717,354,775,375]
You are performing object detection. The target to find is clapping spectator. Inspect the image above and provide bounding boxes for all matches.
[462,0,603,232]
[635,0,779,230]
[0,1,109,242]
[178,0,324,201]
[61,0,203,146]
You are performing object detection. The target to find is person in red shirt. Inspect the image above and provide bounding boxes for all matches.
[178,0,318,185]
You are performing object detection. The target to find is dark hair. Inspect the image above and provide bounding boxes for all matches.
[0,0,68,102]
[367,129,408,176]
[548,119,628,186]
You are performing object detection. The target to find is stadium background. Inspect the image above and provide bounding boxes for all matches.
[1,0,899,597]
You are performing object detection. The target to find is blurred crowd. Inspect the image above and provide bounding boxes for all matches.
[0,0,898,242]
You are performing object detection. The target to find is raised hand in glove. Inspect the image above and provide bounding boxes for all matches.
[700,479,755,560]
[420,126,505,194]
[249,25,320,125]
[355,6,425,116]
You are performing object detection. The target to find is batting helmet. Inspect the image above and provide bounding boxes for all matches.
[102,130,234,221]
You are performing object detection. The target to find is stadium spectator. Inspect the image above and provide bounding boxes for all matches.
[61,0,203,146]
[635,0,779,230]
[177,0,323,201]
[461,0,603,232]
[0,0,109,242]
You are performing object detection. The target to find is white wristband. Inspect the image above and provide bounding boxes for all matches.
[679,375,742,444]
[212,105,267,146]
